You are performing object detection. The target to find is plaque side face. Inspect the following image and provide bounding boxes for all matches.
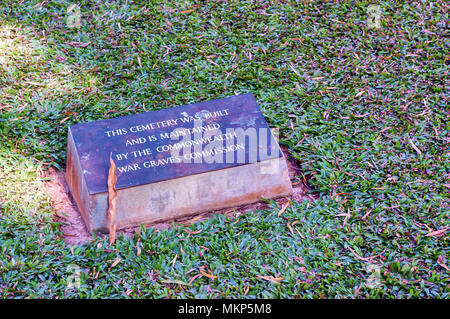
[69,93,282,195]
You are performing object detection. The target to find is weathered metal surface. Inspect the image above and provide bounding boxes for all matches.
[69,93,282,195]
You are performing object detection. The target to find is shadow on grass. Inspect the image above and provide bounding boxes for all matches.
[0,21,108,166]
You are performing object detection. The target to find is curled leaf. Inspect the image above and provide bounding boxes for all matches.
[408,138,422,155]
[426,227,448,237]
[199,269,217,279]
[111,257,121,268]
[107,154,118,245]
[256,275,284,284]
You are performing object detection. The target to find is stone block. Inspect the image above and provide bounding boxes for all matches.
[65,93,292,232]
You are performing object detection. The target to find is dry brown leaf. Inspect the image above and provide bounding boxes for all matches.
[137,56,142,68]
[291,220,305,238]
[171,254,178,268]
[199,269,217,279]
[68,41,91,47]
[181,215,204,226]
[181,8,196,14]
[107,154,118,245]
[244,285,250,296]
[111,257,121,268]
[289,63,300,76]
[256,275,284,284]
[292,179,302,186]
[426,227,448,237]
[277,201,291,217]
[183,227,203,235]
[59,116,72,124]
[437,256,450,272]
[347,246,386,262]
[361,209,373,220]
[188,273,201,285]
[232,217,241,225]
[289,119,295,131]
[79,41,91,48]
[287,222,294,235]
[408,138,422,155]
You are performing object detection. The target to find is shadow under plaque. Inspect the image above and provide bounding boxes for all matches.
[65,93,293,233]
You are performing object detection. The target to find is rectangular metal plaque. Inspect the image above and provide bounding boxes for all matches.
[68,93,282,195]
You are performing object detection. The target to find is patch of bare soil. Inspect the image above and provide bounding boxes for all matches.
[44,147,313,245]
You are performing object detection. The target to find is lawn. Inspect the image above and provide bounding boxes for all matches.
[0,0,448,298]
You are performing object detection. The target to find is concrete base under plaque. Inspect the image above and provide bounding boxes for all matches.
[66,142,292,233]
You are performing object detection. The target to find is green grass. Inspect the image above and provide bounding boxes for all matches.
[0,0,448,298]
